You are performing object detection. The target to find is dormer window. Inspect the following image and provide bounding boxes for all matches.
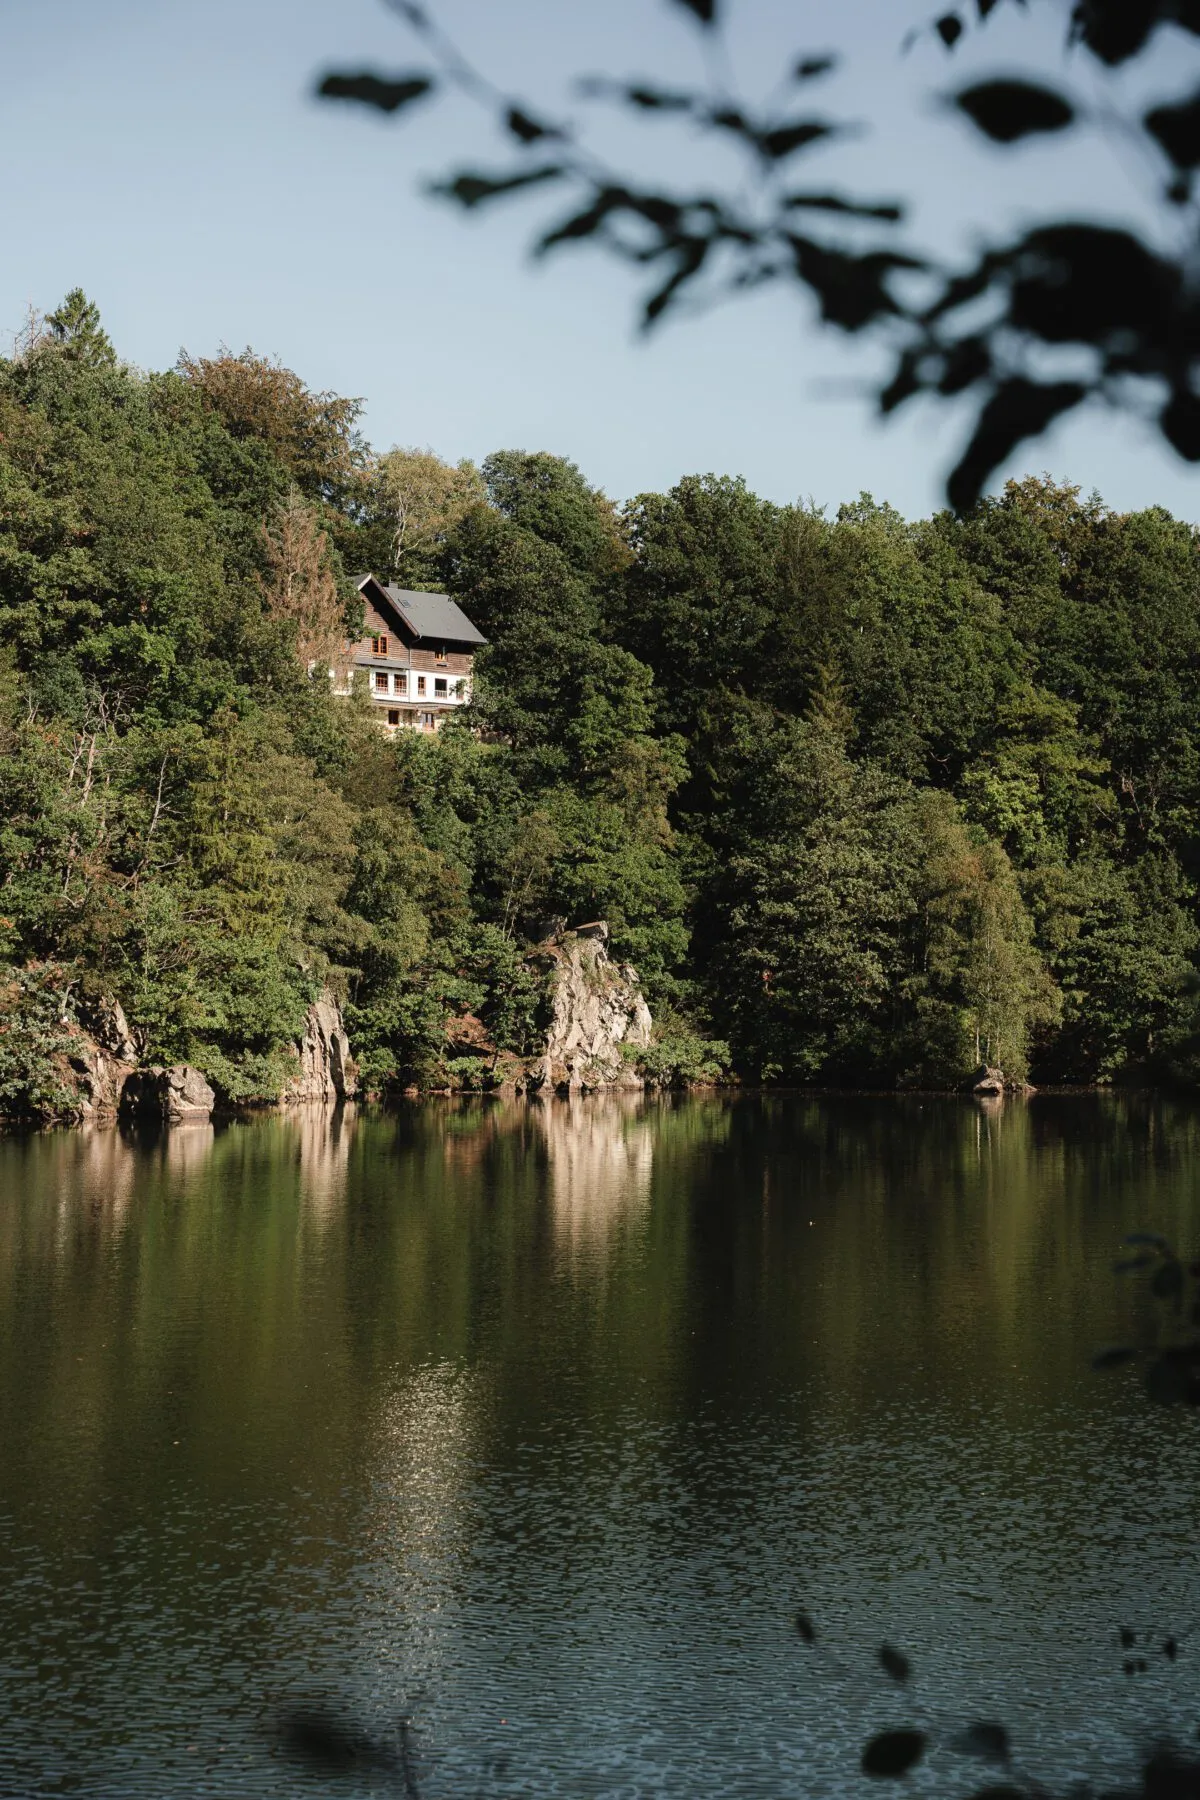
[435,645,447,665]
[371,634,389,656]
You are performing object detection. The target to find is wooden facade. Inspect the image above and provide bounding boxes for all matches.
[342,575,487,734]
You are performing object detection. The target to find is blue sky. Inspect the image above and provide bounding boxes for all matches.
[2,0,1197,518]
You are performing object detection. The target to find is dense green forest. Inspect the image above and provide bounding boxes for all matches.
[3,289,1200,1120]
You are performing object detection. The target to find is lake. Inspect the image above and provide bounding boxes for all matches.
[2,1093,1199,1798]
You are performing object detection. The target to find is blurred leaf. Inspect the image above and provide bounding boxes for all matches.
[1114,1254,1154,1273]
[879,1643,911,1683]
[644,238,710,325]
[673,0,716,22]
[1092,1346,1138,1369]
[946,378,1086,513]
[795,56,837,79]
[1126,1232,1171,1249]
[938,15,965,46]
[1145,90,1200,168]
[506,108,559,143]
[434,166,566,209]
[954,80,1074,142]
[783,192,902,220]
[862,1730,927,1777]
[1161,389,1200,460]
[788,237,923,330]
[317,71,434,114]
[952,1722,1010,1764]
[760,120,835,158]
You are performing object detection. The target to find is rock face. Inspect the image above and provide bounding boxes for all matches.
[120,1064,215,1125]
[972,1065,1006,1095]
[285,993,358,1103]
[539,927,652,1092]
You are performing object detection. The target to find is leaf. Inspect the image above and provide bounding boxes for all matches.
[937,14,964,45]
[1162,389,1200,461]
[433,166,565,209]
[643,237,709,326]
[673,0,716,21]
[788,237,923,332]
[1092,1346,1138,1370]
[506,108,558,144]
[1070,2,1159,66]
[624,85,695,112]
[952,1722,1010,1764]
[317,71,434,115]
[946,378,1086,513]
[862,1730,927,1777]
[954,80,1074,143]
[760,120,834,159]
[795,56,837,79]
[879,1643,911,1683]
[783,192,902,221]
[1145,91,1200,169]
[795,1610,817,1643]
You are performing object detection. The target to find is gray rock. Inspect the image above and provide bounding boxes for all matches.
[285,993,358,1103]
[540,929,652,1092]
[120,1064,215,1124]
[972,1066,1006,1094]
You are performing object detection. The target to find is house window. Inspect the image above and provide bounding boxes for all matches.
[375,671,389,693]
[387,709,400,726]
[416,675,426,696]
[434,678,448,697]
[371,633,389,655]
[435,645,447,665]
[394,672,407,695]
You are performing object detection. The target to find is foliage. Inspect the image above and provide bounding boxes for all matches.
[6,292,1200,1116]
[317,0,1200,507]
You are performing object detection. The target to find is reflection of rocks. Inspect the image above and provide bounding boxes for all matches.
[285,993,358,1104]
[120,1064,215,1125]
[535,1093,655,1256]
[537,926,652,1092]
[292,1103,358,1219]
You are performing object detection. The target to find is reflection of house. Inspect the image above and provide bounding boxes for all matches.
[343,574,487,734]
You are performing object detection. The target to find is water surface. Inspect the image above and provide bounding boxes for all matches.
[2,1094,1199,1797]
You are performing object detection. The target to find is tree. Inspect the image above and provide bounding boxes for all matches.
[177,347,367,508]
[260,490,351,677]
[317,0,1200,508]
[375,446,486,587]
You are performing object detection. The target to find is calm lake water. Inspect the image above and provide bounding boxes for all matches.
[2,1094,1200,1798]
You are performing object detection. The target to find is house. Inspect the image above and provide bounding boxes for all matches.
[343,574,487,734]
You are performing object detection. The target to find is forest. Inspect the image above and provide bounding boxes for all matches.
[3,289,1200,1121]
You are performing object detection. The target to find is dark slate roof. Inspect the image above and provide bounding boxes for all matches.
[356,575,487,646]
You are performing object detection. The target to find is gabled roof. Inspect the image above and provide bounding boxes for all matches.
[356,574,487,647]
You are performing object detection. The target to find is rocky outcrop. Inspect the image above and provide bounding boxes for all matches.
[536,924,652,1093]
[60,995,138,1122]
[119,1064,215,1125]
[972,1066,1006,1095]
[284,992,358,1103]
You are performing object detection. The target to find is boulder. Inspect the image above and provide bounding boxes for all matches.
[972,1066,1006,1095]
[539,928,652,1092]
[285,992,358,1103]
[120,1064,215,1124]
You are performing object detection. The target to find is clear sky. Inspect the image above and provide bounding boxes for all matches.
[2,0,1197,519]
